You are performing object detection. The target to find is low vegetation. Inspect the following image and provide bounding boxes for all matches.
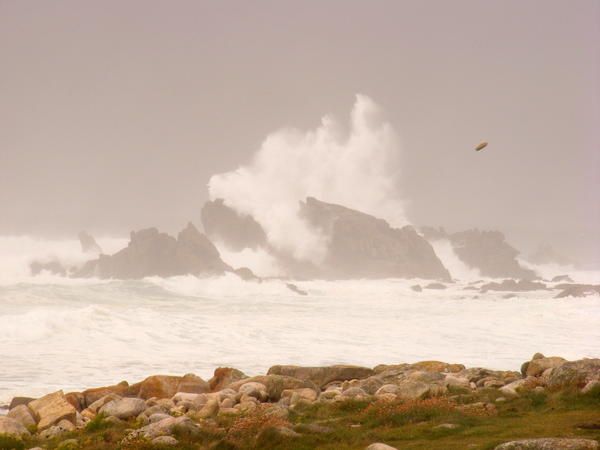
[2,386,598,450]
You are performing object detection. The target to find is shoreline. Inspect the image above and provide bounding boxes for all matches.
[1,354,599,449]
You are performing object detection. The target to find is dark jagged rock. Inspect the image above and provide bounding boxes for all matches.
[201,199,267,250]
[74,223,230,279]
[286,283,307,295]
[424,282,447,290]
[300,197,451,280]
[422,227,536,280]
[78,231,102,254]
[480,279,548,292]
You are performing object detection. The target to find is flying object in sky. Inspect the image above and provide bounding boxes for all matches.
[475,141,488,151]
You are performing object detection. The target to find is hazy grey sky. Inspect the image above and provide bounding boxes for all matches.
[1,0,598,265]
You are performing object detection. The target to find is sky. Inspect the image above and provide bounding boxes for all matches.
[0,0,599,266]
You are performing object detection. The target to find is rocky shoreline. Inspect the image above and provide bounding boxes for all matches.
[1,354,599,449]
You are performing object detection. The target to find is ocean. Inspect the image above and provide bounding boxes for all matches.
[1,236,599,407]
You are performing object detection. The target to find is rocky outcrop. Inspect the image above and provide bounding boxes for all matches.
[494,438,599,449]
[201,199,267,250]
[528,244,572,266]
[480,279,548,292]
[301,197,450,280]
[78,231,102,254]
[74,223,230,279]
[422,227,536,279]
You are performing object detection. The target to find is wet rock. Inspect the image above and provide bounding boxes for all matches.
[551,275,573,283]
[411,284,422,292]
[267,365,374,388]
[494,438,599,449]
[28,390,77,431]
[0,416,30,437]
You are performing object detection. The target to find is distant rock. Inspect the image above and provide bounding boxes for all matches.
[424,282,447,290]
[74,223,230,279]
[78,231,102,254]
[286,283,307,295]
[480,279,548,292]
[301,197,451,280]
[551,275,573,283]
[30,260,67,276]
[554,284,600,298]
[201,199,268,251]
[422,227,536,279]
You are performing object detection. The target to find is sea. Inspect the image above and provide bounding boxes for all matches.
[1,235,599,408]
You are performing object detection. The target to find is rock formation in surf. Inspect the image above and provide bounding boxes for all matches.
[202,197,450,281]
[527,243,572,267]
[74,223,231,279]
[300,197,451,280]
[201,199,267,251]
[422,227,536,279]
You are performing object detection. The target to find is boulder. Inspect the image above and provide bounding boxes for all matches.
[0,416,30,437]
[547,359,600,390]
[391,380,430,400]
[99,397,146,419]
[267,365,374,388]
[152,436,179,446]
[82,381,129,407]
[208,367,248,391]
[525,356,567,377]
[8,397,34,410]
[124,416,201,441]
[366,444,398,450]
[229,375,318,401]
[132,374,209,399]
[411,361,465,373]
[28,390,77,431]
[7,404,36,428]
[494,438,599,449]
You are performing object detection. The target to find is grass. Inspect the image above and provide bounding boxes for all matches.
[5,387,599,450]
